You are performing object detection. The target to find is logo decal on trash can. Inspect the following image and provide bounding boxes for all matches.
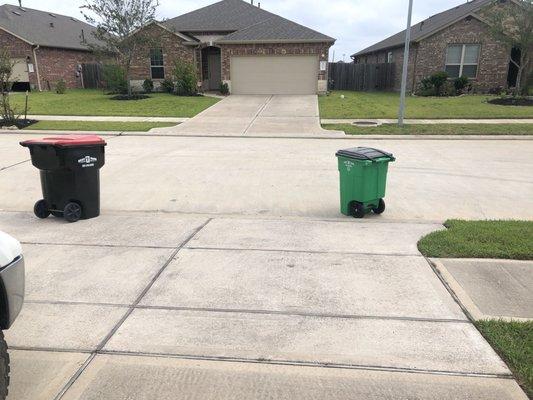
[344,160,355,171]
[78,156,97,168]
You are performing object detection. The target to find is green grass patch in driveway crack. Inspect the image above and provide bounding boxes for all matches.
[323,123,533,136]
[23,121,177,132]
[319,91,533,119]
[476,320,532,397]
[10,89,219,118]
[418,220,533,260]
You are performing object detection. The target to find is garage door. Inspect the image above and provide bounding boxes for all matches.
[230,55,318,95]
[10,59,29,82]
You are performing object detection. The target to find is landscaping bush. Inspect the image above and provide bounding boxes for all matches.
[454,76,471,95]
[55,79,67,94]
[220,82,229,95]
[143,79,154,93]
[173,60,197,96]
[161,78,174,93]
[102,64,128,94]
[418,71,449,96]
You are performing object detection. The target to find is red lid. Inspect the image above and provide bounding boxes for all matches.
[21,135,106,148]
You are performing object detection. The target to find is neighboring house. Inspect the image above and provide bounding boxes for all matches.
[129,0,335,95]
[352,0,520,93]
[0,4,102,91]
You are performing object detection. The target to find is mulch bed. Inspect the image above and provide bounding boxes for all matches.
[110,94,151,101]
[488,97,533,107]
[0,119,38,129]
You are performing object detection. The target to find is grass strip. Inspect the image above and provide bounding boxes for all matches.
[476,320,532,397]
[323,123,533,135]
[24,121,177,132]
[418,220,533,260]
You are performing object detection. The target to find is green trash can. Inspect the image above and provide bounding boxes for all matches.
[336,147,395,218]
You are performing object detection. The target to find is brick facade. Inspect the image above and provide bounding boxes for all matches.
[128,23,332,93]
[1,28,97,90]
[129,24,196,82]
[354,16,511,93]
[219,42,330,81]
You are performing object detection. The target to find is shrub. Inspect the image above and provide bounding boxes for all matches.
[143,79,154,93]
[418,71,449,96]
[102,64,127,94]
[55,79,67,94]
[173,60,197,96]
[454,76,470,94]
[161,78,174,93]
[220,82,229,95]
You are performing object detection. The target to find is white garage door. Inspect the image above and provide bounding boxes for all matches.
[230,55,318,95]
[10,59,29,82]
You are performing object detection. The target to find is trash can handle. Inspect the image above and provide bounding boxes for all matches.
[361,148,394,160]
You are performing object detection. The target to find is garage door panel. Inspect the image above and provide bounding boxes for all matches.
[231,55,318,95]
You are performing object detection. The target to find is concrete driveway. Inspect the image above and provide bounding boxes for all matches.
[0,132,530,399]
[150,95,344,137]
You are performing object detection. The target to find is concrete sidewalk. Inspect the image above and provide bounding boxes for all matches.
[322,118,533,125]
[26,115,186,123]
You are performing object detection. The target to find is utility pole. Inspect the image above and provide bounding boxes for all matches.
[398,0,414,127]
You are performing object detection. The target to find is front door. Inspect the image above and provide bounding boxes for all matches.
[207,50,221,91]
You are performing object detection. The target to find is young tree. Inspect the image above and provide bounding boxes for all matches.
[81,0,160,97]
[485,0,532,95]
[0,49,17,124]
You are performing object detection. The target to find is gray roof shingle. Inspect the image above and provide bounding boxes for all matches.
[0,4,102,51]
[164,0,334,43]
[353,0,492,57]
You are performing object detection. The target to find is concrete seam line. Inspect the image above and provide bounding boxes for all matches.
[50,219,213,400]
[242,95,274,136]
[94,218,213,352]
[430,258,485,321]
[9,346,92,354]
[133,305,469,324]
[96,350,514,379]
[24,299,130,308]
[424,256,476,322]
[185,246,423,257]
[54,353,96,400]
[20,241,176,250]
[0,159,30,172]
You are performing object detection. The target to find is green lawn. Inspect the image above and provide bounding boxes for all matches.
[319,91,533,119]
[418,220,533,260]
[323,123,533,135]
[476,320,532,397]
[10,89,219,117]
[24,121,177,132]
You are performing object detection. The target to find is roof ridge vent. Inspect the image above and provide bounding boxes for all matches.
[49,13,56,17]
[11,11,21,16]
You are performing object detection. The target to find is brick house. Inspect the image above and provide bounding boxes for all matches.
[0,4,102,91]
[352,0,522,93]
[129,0,335,95]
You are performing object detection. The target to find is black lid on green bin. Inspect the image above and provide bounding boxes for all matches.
[336,147,395,161]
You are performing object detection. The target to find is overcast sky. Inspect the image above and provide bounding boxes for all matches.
[6,0,466,60]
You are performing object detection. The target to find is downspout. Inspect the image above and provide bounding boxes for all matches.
[32,45,42,91]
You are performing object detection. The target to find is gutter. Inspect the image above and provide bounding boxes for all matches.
[32,45,42,92]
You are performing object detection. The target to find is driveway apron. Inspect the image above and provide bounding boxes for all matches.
[149,95,344,137]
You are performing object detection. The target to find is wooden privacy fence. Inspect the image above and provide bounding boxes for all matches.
[82,63,104,89]
[328,62,395,91]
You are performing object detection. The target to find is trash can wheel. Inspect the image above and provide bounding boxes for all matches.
[373,199,386,215]
[34,200,50,219]
[350,202,366,219]
[64,202,82,223]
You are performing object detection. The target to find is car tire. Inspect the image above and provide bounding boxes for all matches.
[0,331,10,400]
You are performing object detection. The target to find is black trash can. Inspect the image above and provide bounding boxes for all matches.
[20,135,107,223]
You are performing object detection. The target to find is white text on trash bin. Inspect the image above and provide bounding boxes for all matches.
[78,156,97,168]
[344,161,355,171]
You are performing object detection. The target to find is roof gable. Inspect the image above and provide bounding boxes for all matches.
[0,4,102,50]
[353,0,494,56]
[163,0,334,43]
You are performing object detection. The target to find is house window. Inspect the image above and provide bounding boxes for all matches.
[445,44,480,78]
[387,51,393,63]
[150,48,164,79]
